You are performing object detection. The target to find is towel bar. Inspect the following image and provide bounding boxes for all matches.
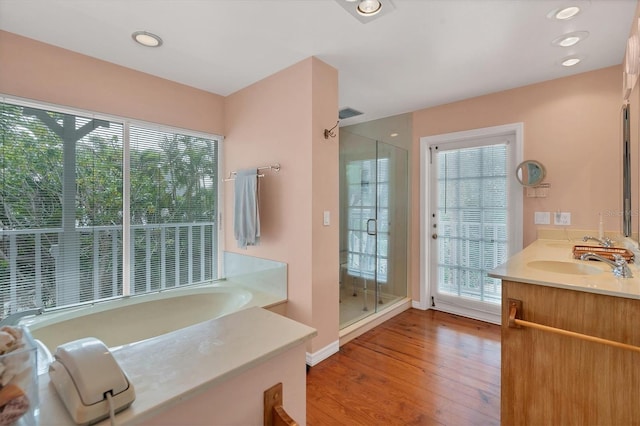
[508,298,640,353]
[264,382,298,426]
[224,163,281,182]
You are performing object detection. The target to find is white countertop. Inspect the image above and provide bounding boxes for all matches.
[489,239,640,300]
[38,306,317,425]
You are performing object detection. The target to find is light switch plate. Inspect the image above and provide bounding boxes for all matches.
[323,211,330,226]
[534,212,550,225]
[554,212,571,225]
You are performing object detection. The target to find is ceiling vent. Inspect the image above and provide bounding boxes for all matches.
[339,107,363,120]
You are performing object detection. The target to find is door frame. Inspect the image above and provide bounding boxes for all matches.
[418,123,523,324]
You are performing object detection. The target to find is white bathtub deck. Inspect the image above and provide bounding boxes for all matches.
[38,306,316,425]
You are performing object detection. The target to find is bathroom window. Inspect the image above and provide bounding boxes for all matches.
[0,100,220,314]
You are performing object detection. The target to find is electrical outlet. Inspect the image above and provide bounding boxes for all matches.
[554,212,571,226]
[534,212,550,225]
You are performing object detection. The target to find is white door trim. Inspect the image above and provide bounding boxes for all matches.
[417,123,524,322]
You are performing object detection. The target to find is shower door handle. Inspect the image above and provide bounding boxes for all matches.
[366,219,377,236]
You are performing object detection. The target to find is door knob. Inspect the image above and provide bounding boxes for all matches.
[432,233,438,240]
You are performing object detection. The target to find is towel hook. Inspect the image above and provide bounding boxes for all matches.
[323,121,339,140]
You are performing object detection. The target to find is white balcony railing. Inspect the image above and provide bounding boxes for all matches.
[0,221,217,314]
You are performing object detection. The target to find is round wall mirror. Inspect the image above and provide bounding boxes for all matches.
[516,160,546,187]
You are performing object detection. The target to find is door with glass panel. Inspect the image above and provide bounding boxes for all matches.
[340,132,407,329]
[429,135,515,322]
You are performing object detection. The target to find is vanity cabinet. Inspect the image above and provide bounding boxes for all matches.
[501,280,640,425]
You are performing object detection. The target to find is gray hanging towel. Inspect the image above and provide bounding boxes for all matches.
[233,169,260,249]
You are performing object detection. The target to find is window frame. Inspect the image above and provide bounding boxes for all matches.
[0,95,224,312]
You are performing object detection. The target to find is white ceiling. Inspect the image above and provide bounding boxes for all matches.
[0,0,637,125]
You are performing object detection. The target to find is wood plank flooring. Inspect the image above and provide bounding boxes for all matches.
[307,309,501,426]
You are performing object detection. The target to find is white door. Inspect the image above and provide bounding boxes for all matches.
[422,125,522,324]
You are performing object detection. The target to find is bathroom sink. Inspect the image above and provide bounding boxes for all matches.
[527,260,604,275]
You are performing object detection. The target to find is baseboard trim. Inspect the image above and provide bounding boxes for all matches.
[306,340,339,367]
[338,297,412,346]
[431,301,500,325]
[412,298,429,310]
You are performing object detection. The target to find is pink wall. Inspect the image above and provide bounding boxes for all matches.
[411,65,624,299]
[224,58,339,353]
[310,60,340,351]
[0,31,224,134]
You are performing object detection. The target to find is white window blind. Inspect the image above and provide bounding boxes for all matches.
[436,144,508,304]
[129,126,218,294]
[0,100,220,316]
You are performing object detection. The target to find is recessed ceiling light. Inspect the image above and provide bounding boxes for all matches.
[334,0,394,23]
[357,0,382,16]
[553,6,581,20]
[558,36,580,47]
[132,31,163,47]
[561,57,581,67]
[552,31,589,47]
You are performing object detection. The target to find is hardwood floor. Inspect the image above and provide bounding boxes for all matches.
[307,309,501,426]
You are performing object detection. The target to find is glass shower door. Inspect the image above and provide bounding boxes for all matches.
[376,141,408,310]
[339,132,408,329]
[345,153,379,316]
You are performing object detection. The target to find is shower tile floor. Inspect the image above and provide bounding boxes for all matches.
[339,285,403,329]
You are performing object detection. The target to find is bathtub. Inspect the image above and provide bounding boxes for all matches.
[24,284,255,352]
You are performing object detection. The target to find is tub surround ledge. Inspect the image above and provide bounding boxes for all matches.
[38,306,317,425]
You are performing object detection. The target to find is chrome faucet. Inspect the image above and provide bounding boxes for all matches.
[0,307,44,327]
[580,253,633,278]
[583,235,614,248]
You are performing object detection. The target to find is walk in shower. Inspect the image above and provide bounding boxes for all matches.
[339,130,408,329]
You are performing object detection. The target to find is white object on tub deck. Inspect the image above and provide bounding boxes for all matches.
[49,337,136,425]
[38,306,317,425]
